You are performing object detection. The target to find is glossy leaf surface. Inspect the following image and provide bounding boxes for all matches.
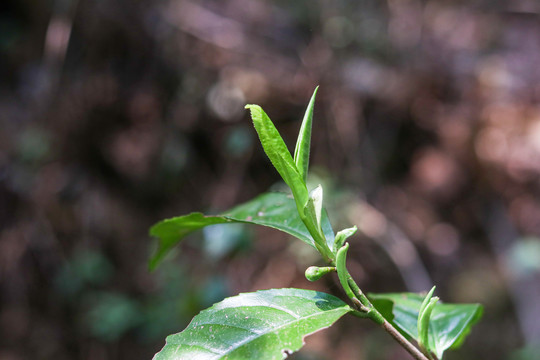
[293,86,318,183]
[150,192,335,270]
[153,288,352,360]
[245,105,308,210]
[369,292,483,359]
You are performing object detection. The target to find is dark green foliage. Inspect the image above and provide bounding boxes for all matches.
[369,292,483,359]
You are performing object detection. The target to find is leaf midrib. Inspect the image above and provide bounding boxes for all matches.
[218,306,347,359]
[175,302,349,359]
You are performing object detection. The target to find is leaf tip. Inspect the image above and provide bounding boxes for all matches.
[148,255,159,272]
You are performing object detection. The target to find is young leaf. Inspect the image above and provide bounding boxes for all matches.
[418,286,437,320]
[149,192,335,270]
[334,226,358,254]
[293,86,319,183]
[418,299,439,357]
[308,185,323,230]
[302,185,325,250]
[153,288,352,360]
[336,243,355,301]
[369,292,483,359]
[245,105,308,210]
[417,286,438,357]
[302,185,335,261]
[245,102,333,261]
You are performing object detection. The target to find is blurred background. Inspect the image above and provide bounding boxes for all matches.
[1,0,540,359]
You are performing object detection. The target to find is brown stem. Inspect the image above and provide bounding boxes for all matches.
[381,320,430,360]
[345,271,430,360]
[331,249,430,360]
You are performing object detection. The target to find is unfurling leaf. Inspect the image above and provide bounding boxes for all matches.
[245,105,308,211]
[246,102,332,261]
[336,243,355,301]
[293,86,318,183]
[417,286,439,357]
[308,185,323,230]
[334,226,358,254]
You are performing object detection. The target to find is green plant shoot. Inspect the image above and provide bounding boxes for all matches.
[149,87,483,360]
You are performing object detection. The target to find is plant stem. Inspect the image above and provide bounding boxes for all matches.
[381,320,430,360]
[330,241,429,360]
[345,271,430,360]
[346,274,369,307]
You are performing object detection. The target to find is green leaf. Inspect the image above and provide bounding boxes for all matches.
[419,300,439,357]
[418,286,437,321]
[302,185,325,253]
[307,185,323,230]
[417,286,438,356]
[149,213,229,270]
[150,192,335,270]
[245,105,308,211]
[369,292,483,359]
[223,192,335,250]
[334,226,357,254]
[293,86,318,183]
[153,288,352,360]
[336,243,355,301]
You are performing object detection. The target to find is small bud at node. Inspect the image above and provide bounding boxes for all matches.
[305,266,335,282]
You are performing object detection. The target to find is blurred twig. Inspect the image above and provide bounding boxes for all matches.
[486,201,540,346]
[349,200,432,292]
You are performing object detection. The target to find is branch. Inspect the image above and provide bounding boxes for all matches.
[345,271,430,360]
[381,320,431,360]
